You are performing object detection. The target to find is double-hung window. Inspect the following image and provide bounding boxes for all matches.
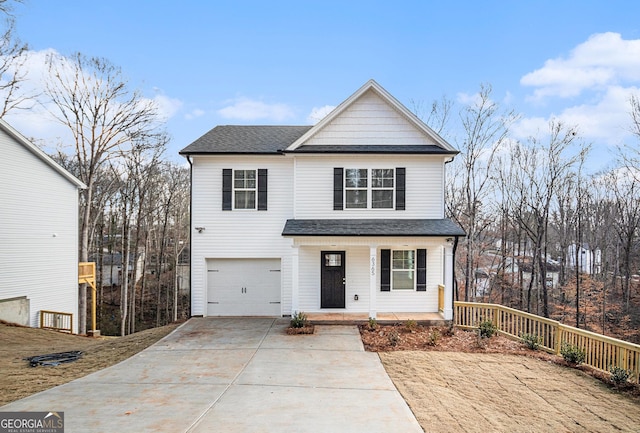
[345,169,368,208]
[335,167,404,211]
[234,169,256,209]
[343,168,395,209]
[392,250,415,290]
[380,248,426,292]
[222,168,268,211]
[371,169,394,208]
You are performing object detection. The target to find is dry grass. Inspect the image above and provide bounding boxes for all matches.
[0,322,180,406]
[362,324,640,433]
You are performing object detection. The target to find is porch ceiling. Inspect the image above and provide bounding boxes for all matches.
[282,218,466,237]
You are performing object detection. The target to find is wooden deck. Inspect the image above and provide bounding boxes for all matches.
[306,312,447,325]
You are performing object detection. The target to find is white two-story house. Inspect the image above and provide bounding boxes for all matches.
[180,80,465,321]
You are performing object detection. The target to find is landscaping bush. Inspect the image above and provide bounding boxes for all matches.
[367,317,378,330]
[405,319,418,332]
[609,366,632,386]
[560,342,586,365]
[478,319,497,338]
[387,329,400,346]
[427,328,441,347]
[521,333,543,350]
[290,311,308,328]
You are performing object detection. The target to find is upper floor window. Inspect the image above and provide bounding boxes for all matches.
[222,168,268,211]
[344,168,395,209]
[334,167,405,211]
[234,169,256,209]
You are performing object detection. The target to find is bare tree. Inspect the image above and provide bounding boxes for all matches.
[0,0,31,117]
[448,84,518,301]
[44,52,163,334]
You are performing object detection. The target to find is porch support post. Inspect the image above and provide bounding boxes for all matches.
[369,245,377,319]
[444,243,454,320]
[291,245,299,317]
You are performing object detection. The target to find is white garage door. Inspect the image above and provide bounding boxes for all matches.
[207,258,281,316]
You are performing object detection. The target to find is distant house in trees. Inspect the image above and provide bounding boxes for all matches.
[567,243,602,275]
[0,119,85,332]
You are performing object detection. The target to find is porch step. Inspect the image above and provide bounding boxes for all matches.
[305,312,449,326]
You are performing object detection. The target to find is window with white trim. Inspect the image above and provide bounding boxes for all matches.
[234,169,256,209]
[344,168,394,209]
[392,250,415,290]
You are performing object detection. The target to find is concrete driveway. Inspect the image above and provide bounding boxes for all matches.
[2,318,422,433]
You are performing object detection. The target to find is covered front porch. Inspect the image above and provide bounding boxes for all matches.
[282,219,462,321]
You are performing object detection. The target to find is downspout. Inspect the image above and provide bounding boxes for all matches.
[186,154,193,318]
[453,235,460,305]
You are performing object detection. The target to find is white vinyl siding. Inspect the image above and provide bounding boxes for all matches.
[294,155,444,219]
[302,89,435,146]
[190,156,293,316]
[294,239,444,313]
[0,128,80,332]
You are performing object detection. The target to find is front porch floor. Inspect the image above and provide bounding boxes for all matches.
[305,312,448,326]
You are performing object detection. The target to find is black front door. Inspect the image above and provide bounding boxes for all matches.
[321,251,345,308]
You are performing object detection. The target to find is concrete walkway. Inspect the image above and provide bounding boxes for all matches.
[2,318,423,433]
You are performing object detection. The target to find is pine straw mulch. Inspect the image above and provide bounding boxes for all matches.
[359,323,640,398]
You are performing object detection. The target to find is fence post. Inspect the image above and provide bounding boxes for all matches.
[555,323,562,356]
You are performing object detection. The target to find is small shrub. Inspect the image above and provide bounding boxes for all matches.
[427,328,441,347]
[609,366,632,386]
[442,322,455,337]
[290,311,308,329]
[405,319,418,332]
[367,317,378,330]
[387,329,400,346]
[478,319,497,339]
[560,342,586,365]
[521,333,543,350]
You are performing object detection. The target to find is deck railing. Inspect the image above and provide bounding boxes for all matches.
[454,301,640,383]
[40,310,73,333]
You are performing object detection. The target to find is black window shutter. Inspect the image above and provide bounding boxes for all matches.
[258,169,268,210]
[222,169,232,211]
[333,167,343,210]
[381,249,391,291]
[417,249,427,291]
[396,167,405,210]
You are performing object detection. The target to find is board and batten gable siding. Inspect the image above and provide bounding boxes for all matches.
[0,128,79,332]
[190,155,294,316]
[293,155,445,219]
[302,89,434,146]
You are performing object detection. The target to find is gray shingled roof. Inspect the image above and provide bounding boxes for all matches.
[282,219,466,237]
[180,125,313,154]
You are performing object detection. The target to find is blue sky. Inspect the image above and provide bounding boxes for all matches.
[4,1,640,171]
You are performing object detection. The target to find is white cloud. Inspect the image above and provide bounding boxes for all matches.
[514,86,638,146]
[306,105,335,124]
[0,49,183,150]
[217,97,294,121]
[152,94,183,120]
[184,108,205,120]
[521,32,640,101]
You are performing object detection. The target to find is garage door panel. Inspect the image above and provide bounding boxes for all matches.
[207,259,281,316]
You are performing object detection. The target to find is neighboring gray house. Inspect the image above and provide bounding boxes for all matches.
[0,119,85,332]
[181,80,465,320]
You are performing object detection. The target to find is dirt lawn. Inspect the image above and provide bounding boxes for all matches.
[2,321,639,433]
[363,325,640,433]
[0,322,180,406]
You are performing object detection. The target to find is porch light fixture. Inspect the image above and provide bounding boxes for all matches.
[195,227,206,233]
[354,294,359,301]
